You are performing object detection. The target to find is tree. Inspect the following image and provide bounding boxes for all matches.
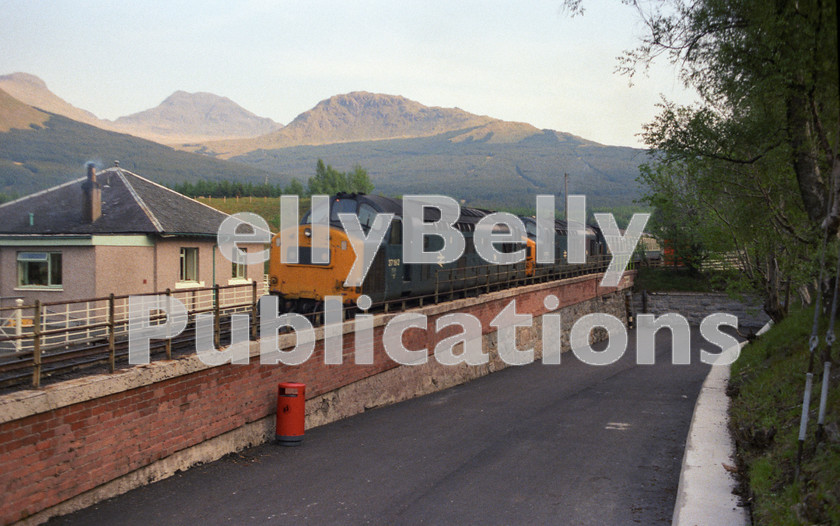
[567,0,838,320]
[347,164,375,194]
[284,178,305,196]
[306,159,375,195]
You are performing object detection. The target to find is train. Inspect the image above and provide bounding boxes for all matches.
[268,193,607,312]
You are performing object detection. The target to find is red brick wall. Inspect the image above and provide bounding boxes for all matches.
[0,273,631,524]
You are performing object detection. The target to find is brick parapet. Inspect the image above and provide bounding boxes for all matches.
[0,271,633,525]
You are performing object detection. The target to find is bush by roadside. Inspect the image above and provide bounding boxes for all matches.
[729,307,840,524]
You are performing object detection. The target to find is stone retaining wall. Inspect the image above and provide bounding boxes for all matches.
[632,291,769,327]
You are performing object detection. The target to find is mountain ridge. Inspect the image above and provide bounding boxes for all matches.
[0,72,647,211]
[0,73,283,145]
[0,72,606,154]
[196,91,550,157]
[112,90,283,144]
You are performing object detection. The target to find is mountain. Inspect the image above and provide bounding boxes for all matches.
[199,92,507,157]
[0,73,282,145]
[0,90,289,196]
[190,91,649,210]
[0,76,648,211]
[0,73,103,127]
[111,91,283,144]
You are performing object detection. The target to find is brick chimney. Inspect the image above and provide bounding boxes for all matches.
[82,162,101,223]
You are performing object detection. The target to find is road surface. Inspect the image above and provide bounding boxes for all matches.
[51,327,719,525]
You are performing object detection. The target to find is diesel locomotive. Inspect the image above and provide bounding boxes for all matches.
[268,193,606,312]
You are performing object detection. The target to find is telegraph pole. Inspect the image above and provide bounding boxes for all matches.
[563,172,569,203]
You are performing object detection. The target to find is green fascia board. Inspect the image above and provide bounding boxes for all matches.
[0,235,155,247]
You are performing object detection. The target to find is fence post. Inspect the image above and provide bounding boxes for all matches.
[14,298,22,352]
[108,294,116,372]
[251,281,258,340]
[214,284,221,348]
[65,302,70,346]
[32,300,41,388]
[165,289,173,360]
[85,301,91,341]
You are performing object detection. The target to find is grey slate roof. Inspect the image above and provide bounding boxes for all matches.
[0,167,230,237]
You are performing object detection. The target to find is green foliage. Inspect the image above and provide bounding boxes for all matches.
[172,179,288,198]
[637,160,734,273]
[730,308,840,524]
[0,191,16,204]
[307,159,374,195]
[170,161,372,201]
[347,164,375,194]
[604,0,839,321]
[587,205,652,230]
[284,178,305,196]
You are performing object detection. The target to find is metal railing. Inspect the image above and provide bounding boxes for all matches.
[0,258,618,390]
[0,279,268,389]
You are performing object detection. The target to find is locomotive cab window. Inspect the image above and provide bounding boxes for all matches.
[330,199,357,223]
[358,204,377,232]
[525,220,537,238]
[302,200,331,225]
[17,252,62,288]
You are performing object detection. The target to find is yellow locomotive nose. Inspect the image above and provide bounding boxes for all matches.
[268,224,361,305]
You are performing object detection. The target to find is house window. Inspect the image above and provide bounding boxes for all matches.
[17,252,62,288]
[232,248,247,280]
[180,248,199,282]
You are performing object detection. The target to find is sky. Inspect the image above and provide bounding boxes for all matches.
[0,0,699,148]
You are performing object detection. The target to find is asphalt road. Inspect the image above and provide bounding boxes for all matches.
[51,327,720,525]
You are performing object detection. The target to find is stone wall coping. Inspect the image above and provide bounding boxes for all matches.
[642,291,757,298]
[0,272,632,424]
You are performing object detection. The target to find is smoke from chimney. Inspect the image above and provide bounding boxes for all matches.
[82,162,101,223]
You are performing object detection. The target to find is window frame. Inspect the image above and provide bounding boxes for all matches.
[16,251,63,289]
[231,248,248,281]
[179,247,199,282]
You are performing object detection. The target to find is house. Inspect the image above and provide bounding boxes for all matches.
[0,163,266,307]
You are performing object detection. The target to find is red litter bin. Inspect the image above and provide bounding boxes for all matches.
[276,382,305,446]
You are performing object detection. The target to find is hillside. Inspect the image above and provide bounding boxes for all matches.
[0,102,290,196]
[0,87,49,132]
[112,91,283,144]
[0,73,103,128]
[232,128,647,209]
[198,92,501,157]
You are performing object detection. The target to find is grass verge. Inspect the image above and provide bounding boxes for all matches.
[729,306,840,524]
[197,196,311,231]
